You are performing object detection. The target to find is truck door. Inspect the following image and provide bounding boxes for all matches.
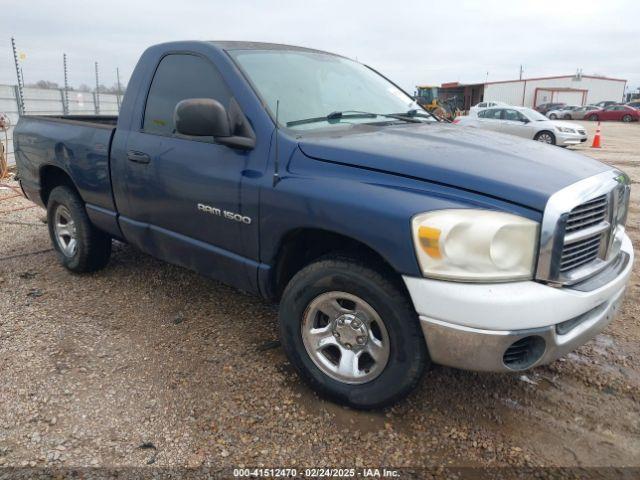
[117,53,259,292]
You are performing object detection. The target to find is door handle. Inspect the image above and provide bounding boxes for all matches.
[127,150,151,164]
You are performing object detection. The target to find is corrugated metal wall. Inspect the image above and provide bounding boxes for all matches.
[483,77,626,107]
[1,84,121,165]
[483,82,526,106]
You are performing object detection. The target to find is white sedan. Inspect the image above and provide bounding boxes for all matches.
[456,106,587,146]
[469,100,510,114]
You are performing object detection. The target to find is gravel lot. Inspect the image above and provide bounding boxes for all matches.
[0,121,639,473]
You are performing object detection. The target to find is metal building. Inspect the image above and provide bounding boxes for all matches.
[438,74,627,110]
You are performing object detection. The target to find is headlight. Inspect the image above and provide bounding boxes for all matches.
[411,210,539,282]
[556,126,575,133]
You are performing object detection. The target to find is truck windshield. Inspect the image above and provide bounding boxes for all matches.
[229,49,431,130]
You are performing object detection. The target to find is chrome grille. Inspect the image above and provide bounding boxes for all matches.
[536,170,628,286]
[560,233,602,271]
[559,195,608,272]
[565,195,607,233]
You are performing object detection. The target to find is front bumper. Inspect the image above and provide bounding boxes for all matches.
[402,234,633,372]
[556,131,588,146]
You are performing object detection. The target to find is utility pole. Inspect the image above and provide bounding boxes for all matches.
[94,61,100,115]
[116,67,122,110]
[519,65,524,80]
[63,53,70,115]
[11,37,25,114]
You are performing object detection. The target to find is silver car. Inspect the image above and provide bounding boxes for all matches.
[547,105,598,120]
[456,106,588,146]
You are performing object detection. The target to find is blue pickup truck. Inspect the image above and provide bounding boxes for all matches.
[14,41,633,409]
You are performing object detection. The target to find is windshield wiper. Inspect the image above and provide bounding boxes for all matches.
[286,110,423,127]
[286,111,376,127]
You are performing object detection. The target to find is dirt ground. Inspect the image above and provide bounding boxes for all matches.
[0,120,639,474]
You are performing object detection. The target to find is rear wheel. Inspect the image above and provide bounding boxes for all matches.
[279,256,428,409]
[588,114,599,121]
[47,186,111,272]
[534,131,556,145]
[563,114,572,119]
[622,114,632,122]
[549,113,557,119]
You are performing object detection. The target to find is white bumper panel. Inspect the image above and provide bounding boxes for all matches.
[403,234,633,331]
[402,234,633,372]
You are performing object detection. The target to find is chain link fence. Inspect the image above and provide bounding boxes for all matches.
[0,84,121,165]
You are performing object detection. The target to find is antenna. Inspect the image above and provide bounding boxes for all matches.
[272,100,280,187]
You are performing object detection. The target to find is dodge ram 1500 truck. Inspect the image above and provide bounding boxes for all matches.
[14,41,633,409]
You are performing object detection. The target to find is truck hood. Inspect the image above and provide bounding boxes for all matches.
[297,123,609,211]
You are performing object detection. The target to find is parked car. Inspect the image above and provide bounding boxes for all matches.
[593,100,619,109]
[469,100,509,113]
[13,41,633,409]
[535,102,566,114]
[586,105,640,122]
[456,106,588,146]
[626,100,640,110]
[547,105,598,120]
[546,105,581,119]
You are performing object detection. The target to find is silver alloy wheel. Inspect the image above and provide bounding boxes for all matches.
[301,291,390,384]
[537,132,554,144]
[53,205,78,257]
[549,114,556,119]
[622,115,632,122]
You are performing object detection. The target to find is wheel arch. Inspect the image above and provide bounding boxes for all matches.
[267,227,409,302]
[39,164,81,206]
[534,130,556,143]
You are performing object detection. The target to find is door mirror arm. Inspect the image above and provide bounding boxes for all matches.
[216,136,256,150]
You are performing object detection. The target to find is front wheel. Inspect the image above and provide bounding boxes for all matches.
[549,113,557,119]
[622,114,632,122]
[279,256,428,409]
[47,186,112,272]
[534,131,556,145]
[563,114,572,119]
[588,114,599,121]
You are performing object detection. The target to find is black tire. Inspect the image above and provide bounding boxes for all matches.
[549,113,557,119]
[47,185,111,272]
[279,256,428,409]
[563,114,572,120]
[534,130,556,145]
[588,114,599,121]
[622,114,632,122]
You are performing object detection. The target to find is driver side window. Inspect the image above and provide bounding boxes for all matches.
[143,54,232,136]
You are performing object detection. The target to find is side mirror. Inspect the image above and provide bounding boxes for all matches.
[520,117,530,123]
[174,98,255,150]
[175,98,230,137]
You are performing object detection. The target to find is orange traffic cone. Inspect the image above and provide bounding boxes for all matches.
[591,122,602,148]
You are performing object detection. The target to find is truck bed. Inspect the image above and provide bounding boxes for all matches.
[13,114,118,216]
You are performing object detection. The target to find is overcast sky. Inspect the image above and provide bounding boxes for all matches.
[1,0,639,94]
